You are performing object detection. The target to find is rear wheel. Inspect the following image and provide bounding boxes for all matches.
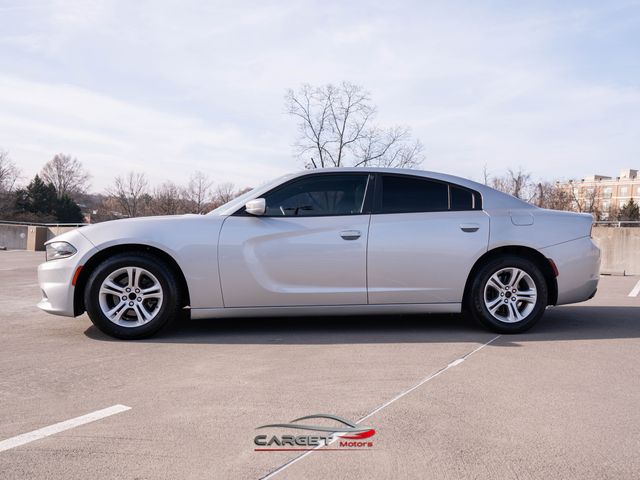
[466,255,548,333]
[84,253,181,339]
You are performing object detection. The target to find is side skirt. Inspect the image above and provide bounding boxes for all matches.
[189,303,461,320]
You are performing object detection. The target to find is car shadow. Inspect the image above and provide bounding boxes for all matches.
[83,305,640,345]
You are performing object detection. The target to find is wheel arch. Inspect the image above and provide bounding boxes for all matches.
[463,245,558,308]
[73,243,191,316]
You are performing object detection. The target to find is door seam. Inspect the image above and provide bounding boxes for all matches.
[217,216,229,308]
[365,213,372,305]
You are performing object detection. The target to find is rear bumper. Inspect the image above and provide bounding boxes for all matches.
[542,236,601,306]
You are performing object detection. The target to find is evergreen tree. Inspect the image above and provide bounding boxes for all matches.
[13,175,84,222]
[618,198,640,221]
[55,195,84,223]
[14,175,57,216]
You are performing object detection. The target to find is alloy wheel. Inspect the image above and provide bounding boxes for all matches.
[98,266,164,327]
[483,267,537,323]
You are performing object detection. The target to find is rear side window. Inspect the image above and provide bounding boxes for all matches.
[380,175,448,213]
[378,175,481,213]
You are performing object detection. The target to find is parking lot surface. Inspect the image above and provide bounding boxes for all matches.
[1,251,639,479]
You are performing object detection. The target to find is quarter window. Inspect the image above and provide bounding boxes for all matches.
[262,174,369,216]
[450,185,474,210]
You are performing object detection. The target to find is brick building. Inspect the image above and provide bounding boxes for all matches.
[559,169,639,219]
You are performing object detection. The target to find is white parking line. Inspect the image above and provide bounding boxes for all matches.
[0,404,131,453]
[629,280,640,298]
[260,335,501,480]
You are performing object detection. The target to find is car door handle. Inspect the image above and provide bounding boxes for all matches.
[460,223,480,233]
[340,230,361,240]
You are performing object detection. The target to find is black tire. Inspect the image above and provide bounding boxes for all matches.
[84,252,182,339]
[466,255,548,334]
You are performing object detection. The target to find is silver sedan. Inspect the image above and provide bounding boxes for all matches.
[37,168,601,339]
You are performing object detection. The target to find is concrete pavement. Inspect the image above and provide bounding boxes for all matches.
[0,251,639,479]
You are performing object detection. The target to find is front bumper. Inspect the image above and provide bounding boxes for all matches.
[542,236,601,306]
[37,232,98,317]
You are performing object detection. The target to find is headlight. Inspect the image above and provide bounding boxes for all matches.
[45,241,77,261]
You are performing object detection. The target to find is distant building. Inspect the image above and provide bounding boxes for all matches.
[558,169,640,220]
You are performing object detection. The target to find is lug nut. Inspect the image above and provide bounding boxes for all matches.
[126,288,131,292]
[135,289,140,293]
[121,296,127,300]
[128,301,134,306]
[137,297,142,302]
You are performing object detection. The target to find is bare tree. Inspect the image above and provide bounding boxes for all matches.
[0,150,20,192]
[489,175,511,195]
[508,168,532,200]
[482,163,490,185]
[40,153,91,199]
[489,167,534,201]
[569,183,602,217]
[106,172,149,218]
[533,181,572,210]
[605,203,619,221]
[352,125,423,168]
[0,150,20,215]
[286,82,424,169]
[212,182,237,207]
[185,171,213,214]
[151,181,185,215]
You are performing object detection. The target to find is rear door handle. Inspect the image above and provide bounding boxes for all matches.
[340,230,361,240]
[460,223,480,233]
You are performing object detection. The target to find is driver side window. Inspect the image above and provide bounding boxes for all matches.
[263,174,369,217]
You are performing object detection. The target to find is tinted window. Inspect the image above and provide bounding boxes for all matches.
[450,185,474,210]
[380,175,448,213]
[263,174,369,216]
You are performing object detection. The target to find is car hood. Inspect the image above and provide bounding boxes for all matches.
[73,214,224,252]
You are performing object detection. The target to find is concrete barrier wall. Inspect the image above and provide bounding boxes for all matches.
[0,224,83,251]
[592,227,640,276]
[0,224,29,250]
[46,226,80,241]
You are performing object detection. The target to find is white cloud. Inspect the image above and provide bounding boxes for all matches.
[0,75,291,190]
[0,0,638,191]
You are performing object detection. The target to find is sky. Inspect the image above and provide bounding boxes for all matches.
[0,0,639,192]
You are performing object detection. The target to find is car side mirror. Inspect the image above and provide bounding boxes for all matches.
[245,198,266,216]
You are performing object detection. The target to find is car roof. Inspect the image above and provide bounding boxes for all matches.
[293,167,484,190]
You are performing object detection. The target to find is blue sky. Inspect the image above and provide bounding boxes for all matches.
[0,0,639,191]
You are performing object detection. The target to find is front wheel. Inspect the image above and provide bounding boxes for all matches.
[84,253,181,339]
[466,255,548,334]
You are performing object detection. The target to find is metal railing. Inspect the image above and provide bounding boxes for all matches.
[594,221,640,227]
[0,220,87,227]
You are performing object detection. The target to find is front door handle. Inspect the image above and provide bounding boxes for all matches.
[340,230,361,240]
[460,223,480,233]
